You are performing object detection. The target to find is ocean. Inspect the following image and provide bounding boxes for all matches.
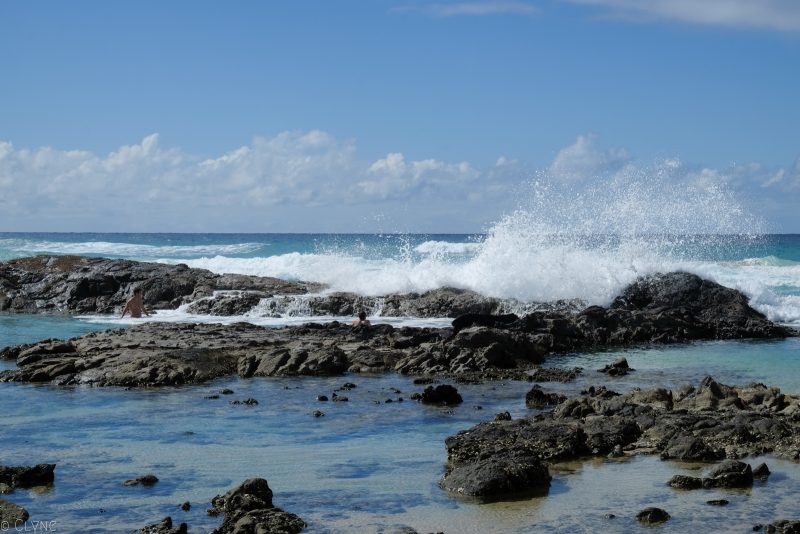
[2,230,800,532]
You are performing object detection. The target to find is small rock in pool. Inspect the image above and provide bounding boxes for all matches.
[495,411,512,421]
[420,384,462,405]
[339,382,358,390]
[413,378,435,385]
[204,395,219,400]
[124,474,159,487]
[707,499,729,506]
[316,395,329,402]
[312,410,325,417]
[220,388,234,395]
[230,398,259,406]
[180,501,191,511]
[753,463,771,480]
[636,507,670,524]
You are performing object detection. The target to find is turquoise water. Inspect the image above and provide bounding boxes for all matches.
[2,232,800,532]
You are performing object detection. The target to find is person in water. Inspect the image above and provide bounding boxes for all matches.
[121,287,150,318]
[352,311,371,327]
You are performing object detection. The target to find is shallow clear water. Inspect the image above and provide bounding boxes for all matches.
[2,316,799,533]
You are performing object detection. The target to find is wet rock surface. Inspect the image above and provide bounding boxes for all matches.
[140,516,187,534]
[668,460,758,490]
[442,377,800,497]
[636,507,670,524]
[0,464,55,492]
[764,520,800,533]
[0,499,29,525]
[0,271,795,389]
[0,255,319,314]
[124,474,159,487]
[209,478,305,534]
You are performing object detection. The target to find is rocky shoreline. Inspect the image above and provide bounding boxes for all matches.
[2,258,796,387]
[3,255,800,531]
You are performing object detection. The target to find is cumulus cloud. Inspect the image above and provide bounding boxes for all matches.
[2,131,799,232]
[566,0,800,32]
[0,131,489,231]
[548,134,630,181]
[397,1,539,17]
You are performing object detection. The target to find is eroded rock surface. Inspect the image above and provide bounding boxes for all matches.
[442,378,800,497]
[0,255,322,314]
[209,478,305,534]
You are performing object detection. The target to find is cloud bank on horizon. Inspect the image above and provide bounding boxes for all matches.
[1,132,798,233]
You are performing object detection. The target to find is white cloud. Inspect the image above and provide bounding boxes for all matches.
[3,131,799,232]
[549,134,630,181]
[0,131,486,231]
[566,0,800,32]
[398,1,539,17]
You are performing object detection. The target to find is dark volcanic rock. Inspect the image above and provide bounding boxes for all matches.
[209,478,305,534]
[140,516,187,534]
[0,464,55,491]
[754,462,772,480]
[598,357,633,376]
[702,460,754,488]
[668,475,703,490]
[636,507,670,524]
[440,450,551,497]
[611,272,793,340]
[525,385,567,409]
[0,255,319,314]
[186,291,267,316]
[1,271,795,387]
[444,377,800,500]
[764,520,800,533]
[0,499,29,525]
[527,367,583,383]
[124,474,159,487]
[420,384,463,405]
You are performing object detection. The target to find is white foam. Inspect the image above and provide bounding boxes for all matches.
[0,238,263,258]
[414,240,481,256]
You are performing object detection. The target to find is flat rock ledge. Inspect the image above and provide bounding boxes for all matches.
[1,272,795,387]
[441,377,800,498]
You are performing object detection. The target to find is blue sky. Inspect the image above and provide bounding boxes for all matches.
[1,1,799,232]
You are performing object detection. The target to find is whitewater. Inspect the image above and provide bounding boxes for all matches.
[3,175,800,326]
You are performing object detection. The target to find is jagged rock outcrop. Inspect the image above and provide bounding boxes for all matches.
[209,478,305,534]
[1,272,795,387]
[441,378,800,498]
[0,255,319,314]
